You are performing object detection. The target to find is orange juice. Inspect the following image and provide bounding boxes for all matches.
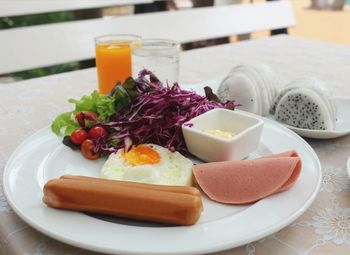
[95,42,131,94]
[95,35,140,95]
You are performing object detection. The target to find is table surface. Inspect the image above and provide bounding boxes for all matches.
[1,35,350,255]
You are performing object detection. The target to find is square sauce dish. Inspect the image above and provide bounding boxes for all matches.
[182,108,264,162]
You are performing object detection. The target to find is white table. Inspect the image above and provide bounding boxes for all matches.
[1,35,350,254]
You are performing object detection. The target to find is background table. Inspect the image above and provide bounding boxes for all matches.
[1,35,350,254]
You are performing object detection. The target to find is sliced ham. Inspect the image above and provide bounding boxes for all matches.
[192,150,302,204]
[259,150,301,192]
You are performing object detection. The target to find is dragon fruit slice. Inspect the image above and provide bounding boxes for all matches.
[217,63,280,116]
[218,71,260,114]
[272,77,337,130]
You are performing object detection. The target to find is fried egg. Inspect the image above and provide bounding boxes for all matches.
[100,144,193,186]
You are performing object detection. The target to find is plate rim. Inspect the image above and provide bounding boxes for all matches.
[3,118,322,255]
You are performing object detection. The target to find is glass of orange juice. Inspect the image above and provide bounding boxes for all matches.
[95,34,141,94]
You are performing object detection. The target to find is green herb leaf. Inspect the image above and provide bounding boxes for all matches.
[122,77,138,99]
[204,86,220,102]
[113,85,132,112]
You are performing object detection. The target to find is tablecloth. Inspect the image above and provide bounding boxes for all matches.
[1,35,350,254]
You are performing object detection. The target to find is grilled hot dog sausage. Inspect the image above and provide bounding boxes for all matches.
[43,175,202,226]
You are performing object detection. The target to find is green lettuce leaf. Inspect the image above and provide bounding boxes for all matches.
[51,112,79,136]
[51,79,139,136]
[68,91,100,113]
[68,90,117,120]
[96,95,116,120]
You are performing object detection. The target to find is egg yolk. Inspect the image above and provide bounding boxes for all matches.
[123,145,160,166]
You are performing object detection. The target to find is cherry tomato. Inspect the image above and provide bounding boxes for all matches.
[70,128,88,145]
[81,139,100,160]
[75,111,97,127]
[88,126,108,140]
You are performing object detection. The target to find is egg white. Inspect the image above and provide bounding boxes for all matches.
[100,144,193,186]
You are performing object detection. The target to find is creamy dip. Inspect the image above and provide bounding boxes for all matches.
[204,129,236,139]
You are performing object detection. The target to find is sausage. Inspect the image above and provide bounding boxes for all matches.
[60,175,201,197]
[43,175,203,226]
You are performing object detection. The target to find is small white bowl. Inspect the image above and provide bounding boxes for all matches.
[182,108,264,162]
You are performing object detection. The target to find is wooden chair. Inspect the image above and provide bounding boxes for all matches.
[0,0,295,76]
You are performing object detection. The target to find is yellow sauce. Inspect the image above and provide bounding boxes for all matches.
[204,129,236,139]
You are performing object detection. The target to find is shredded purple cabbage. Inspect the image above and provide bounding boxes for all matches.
[97,70,238,154]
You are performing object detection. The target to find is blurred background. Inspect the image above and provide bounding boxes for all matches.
[0,0,349,81]
[250,0,350,45]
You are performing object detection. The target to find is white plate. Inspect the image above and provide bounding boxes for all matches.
[188,79,350,139]
[3,119,321,255]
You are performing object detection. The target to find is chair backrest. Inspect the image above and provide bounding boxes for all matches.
[0,0,153,17]
[0,1,295,75]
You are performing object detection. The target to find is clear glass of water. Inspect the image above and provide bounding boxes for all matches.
[132,39,180,85]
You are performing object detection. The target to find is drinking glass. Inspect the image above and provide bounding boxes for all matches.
[132,39,180,85]
[95,34,141,94]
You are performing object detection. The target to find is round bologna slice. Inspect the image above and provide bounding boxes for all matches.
[258,150,301,192]
[192,152,301,204]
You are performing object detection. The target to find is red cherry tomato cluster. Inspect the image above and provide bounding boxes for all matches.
[69,111,108,160]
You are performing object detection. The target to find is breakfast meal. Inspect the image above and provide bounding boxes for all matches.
[192,150,301,204]
[100,143,193,186]
[271,77,337,130]
[217,63,280,116]
[43,175,203,226]
[46,69,303,226]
